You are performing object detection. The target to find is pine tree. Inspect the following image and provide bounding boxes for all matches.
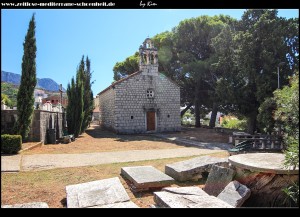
[15,14,37,141]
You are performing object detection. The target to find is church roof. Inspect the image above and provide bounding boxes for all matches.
[98,70,180,96]
[98,71,142,95]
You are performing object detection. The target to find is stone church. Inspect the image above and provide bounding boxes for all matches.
[98,38,181,134]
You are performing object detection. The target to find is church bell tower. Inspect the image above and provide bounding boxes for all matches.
[139,38,158,76]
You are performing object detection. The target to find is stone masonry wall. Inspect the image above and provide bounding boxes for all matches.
[1,110,63,144]
[1,110,18,135]
[113,65,181,134]
[99,88,115,130]
[155,73,181,132]
[35,111,63,143]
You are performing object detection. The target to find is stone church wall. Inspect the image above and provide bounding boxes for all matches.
[99,88,115,130]
[113,70,181,134]
[98,38,181,134]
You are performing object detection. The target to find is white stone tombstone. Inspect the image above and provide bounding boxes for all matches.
[1,103,7,110]
[52,106,59,112]
[43,102,52,111]
[56,103,62,112]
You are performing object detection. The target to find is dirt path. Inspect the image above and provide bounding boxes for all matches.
[23,124,184,155]
[23,124,231,155]
[5,148,223,171]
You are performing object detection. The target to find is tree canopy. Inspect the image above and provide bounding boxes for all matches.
[111,10,299,134]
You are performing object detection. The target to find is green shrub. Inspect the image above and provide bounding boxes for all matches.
[221,118,247,130]
[1,134,22,154]
[181,110,195,126]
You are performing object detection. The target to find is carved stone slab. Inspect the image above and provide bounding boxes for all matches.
[66,177,130,208]
[165,156,228,181]
[121,166,174,191]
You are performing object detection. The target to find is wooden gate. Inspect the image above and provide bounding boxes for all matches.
[147,111,155,131]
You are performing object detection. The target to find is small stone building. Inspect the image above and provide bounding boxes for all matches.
[98,38,181,134]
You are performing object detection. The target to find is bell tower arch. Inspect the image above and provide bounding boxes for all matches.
[139,38,158,76]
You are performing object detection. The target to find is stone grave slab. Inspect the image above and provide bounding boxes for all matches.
[1,202,49,208]
[165,156,228,181]
[121,166,174,191]
[89,201,139,208]
[203,165,235,196]
[154,187,233,208]
[66,177,130,208]
[217,180,251,207]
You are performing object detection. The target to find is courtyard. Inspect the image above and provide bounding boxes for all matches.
[1,124,229,208]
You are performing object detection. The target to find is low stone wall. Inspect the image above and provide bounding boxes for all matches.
[1,110,64,144]
[214,127,244,134]
[1,110,18,135]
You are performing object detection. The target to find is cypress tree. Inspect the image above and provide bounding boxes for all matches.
[66,57,84,138]
[67,55,94,137]
[66,77,76,135]
[15,14,37,141]
[81,56,94,133]
[74,57,85,137]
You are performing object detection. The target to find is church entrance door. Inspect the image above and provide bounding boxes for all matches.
[147,111,156,131]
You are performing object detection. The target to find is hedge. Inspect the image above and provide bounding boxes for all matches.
[1,134,22,154]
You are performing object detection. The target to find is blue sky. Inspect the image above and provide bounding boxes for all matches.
[1,9,299,95]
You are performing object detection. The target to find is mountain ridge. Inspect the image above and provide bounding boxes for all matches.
[1,70,66,92]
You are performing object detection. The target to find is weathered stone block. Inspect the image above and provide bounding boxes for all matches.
[66,177,130,208]
[203,165,235,196]
[121,166,174,191]
[153,187,233,208]
[165,156,228,181]
[89,201,139,208]
[2,202,49,208]
[217,180,251,207]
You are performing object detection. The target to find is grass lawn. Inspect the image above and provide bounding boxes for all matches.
[1,152,229,208]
